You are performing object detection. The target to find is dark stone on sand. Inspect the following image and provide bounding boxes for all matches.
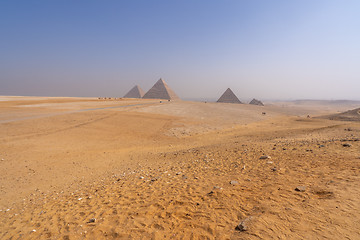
[343,143,352,147]
[295,186,306,192]
[259,155,271,160]
[235,217,253,231]
[88,218,96,223]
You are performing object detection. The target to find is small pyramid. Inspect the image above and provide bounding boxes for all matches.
[217,88,242,104]
[249,98,264,106]
[124,85,145,98]
[143,78,180,100]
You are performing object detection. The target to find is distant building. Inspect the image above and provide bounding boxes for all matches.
[217,88,242,104]
[123,85,145,98]
[249,98,264,106]
[143,78,180,100]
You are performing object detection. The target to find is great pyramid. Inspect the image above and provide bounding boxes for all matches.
[142,78,180,100]
[123,85,145,98]
[217,88,242,104]
[249,98,264,106]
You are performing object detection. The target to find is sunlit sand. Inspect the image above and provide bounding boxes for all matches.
[0,96,359,239]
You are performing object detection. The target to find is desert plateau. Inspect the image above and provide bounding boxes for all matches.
[0,96,359,239]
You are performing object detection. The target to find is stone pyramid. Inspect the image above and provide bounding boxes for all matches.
[249,98,264,106]
[123,85,145,98]
[217,88,242,104]
[143,78,180,100]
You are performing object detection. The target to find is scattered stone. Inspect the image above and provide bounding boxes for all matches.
[31,229,36,233]
[88,218,96,223]
[271,167,277,171]
[319,145,325,148]
[139,176,144,179]
[266,161,273,164]
[343,143,352,147]
[295,186,306,192]
[259,155,271,160]
[213,186,222,190]
[78,198,82,201]
[230,180,239,185]
[182,175,188,180]
[176,172,182,175]
[235,216,253,231]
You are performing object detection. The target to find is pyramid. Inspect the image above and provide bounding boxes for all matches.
[249,98,264,106]
[123,85,145,98]
[217,88,242,104]
[142,78,180,100]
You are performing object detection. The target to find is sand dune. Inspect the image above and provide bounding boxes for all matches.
[0,97,359,239]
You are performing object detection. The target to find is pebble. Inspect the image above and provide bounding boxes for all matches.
[271,167,277,171]
[139,176,144,179]
[176,172,182,175]
[295,186,306,192]
[343,143,352,147]
[259,155,271,160]
[230,180,239,185]
[266,161,273,164]
[88,218,96,223]
[235,216,253,231]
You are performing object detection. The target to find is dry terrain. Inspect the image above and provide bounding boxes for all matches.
[0,96,359,239]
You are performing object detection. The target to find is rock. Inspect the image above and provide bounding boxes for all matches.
[266,161,273,164]
[235,217,253,231]
[319,145,325,148]
[271,167,277,171]
[88,218,96,223]
[230,180,239,185]
[176,172,182,175]
[139,176,144,179]
[295,186,306,192]
[343,143,352,147]
[259,155,271,160]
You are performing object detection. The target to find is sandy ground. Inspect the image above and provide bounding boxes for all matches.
[0,96,359,239]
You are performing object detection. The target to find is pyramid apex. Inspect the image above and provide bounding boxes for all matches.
[217,88,242,104]
[143,78,180,100]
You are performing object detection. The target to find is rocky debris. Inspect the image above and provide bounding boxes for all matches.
[266,161,273,164]
[235,216,253,231]
[342,143,352,147]
[295,186,306,192]
[88,218,96,223]
[319,145,325,148]
[271,167,277,171]
[176,172,182,175]
[139,176,144,179]
[230,180,239,185]
[259,155,271,160]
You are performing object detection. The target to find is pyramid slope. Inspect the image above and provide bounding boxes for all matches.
[143,78,180,100]
[124,85,145,98]
[217,88,242,104]
[249,98,264,106]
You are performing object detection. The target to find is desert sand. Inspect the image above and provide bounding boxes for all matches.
[0,96,359,239]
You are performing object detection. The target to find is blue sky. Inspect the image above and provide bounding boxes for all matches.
[1,1,359,100]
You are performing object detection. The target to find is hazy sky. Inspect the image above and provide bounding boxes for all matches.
[1,1,359,100]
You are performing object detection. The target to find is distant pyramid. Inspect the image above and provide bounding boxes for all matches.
[217,88,242,104]
[249,98,264,106]
[123,85,145,98]
[143,78,180,100]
